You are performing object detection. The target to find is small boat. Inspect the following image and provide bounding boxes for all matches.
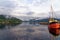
[48,0,60,36]
[48,18,60,36]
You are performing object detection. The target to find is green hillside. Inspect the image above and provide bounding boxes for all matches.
[0,15,22,24]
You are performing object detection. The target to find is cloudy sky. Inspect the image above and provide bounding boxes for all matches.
[0,0,60,20]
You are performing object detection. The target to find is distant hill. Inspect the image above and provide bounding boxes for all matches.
[0,15,22,24]
[29,18,60,23]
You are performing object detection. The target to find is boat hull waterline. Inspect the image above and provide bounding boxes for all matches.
[48,22,60,36]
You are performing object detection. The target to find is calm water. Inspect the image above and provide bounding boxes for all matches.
[0,22,60,40]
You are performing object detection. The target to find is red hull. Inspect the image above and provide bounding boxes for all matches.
[48,22,60,29]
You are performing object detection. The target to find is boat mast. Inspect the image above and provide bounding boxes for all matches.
[50,5,54,18]
[49,0,54,22]
[50,0,54,18]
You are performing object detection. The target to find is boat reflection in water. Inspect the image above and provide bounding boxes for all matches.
[48,28,60,40]
[48,28,60,36]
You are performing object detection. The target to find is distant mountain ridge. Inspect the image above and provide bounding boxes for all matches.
[29,18,60,23]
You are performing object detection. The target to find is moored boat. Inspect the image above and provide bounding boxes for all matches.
[48,19,60,36]
[48,0,60,36]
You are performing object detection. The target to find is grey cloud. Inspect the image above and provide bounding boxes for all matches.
[18,0,33,4]
[40,0,49,3]
[0,7,13,15]
[32,0,49,6]
[0,0,16,8]
[0,0,17,15]
[25,12,34,15]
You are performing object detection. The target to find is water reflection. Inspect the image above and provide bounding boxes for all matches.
[48,28,60,40]
[0,22,60,40]
[0,23,21,29]
[48,28,60,36]
[0,24,5,29]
